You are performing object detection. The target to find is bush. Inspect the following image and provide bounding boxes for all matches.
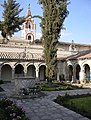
[0,99,29,120]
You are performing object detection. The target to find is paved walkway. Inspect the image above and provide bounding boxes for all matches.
[0,83,91,120]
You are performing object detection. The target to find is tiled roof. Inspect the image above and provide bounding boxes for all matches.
[65,49,91,60]
[78,52,91,59]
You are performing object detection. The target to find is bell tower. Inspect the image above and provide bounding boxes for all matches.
[22,4,36,42]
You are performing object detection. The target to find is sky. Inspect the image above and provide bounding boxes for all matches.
[0,0,91,44]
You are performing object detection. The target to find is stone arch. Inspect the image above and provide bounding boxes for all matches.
[68,65,73,81]
[75,64,81,80]
[14,62,24,68]
[1,64,12,82]
[84,64,90,81]
[39,65,46,81]
[27,65,36,78]
[15,64,24,77]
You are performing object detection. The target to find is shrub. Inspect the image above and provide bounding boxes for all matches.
[0,99,29,120]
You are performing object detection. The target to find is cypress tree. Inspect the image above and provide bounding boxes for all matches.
[0,0,25,43]
[39,0,69,83]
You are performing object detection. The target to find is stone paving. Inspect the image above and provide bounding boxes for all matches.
[0,83,91,120]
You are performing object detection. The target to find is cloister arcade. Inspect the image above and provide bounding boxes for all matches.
[66,61,91,83]
[1,59,91,83]
[0,62,46,82]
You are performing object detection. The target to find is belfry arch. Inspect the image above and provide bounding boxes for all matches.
[28,35,31,40]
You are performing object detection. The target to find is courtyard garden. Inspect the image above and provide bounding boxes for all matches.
[54,93,91,119]
[36,82,83,91]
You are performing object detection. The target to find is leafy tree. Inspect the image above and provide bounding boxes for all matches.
[38,0,69,83]
[0,0,25,43]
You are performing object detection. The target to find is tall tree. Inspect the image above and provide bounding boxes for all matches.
[39,0,69,83]
[0,0,25,43]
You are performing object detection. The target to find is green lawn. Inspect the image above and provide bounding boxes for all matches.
[54,94,91,119]
[36,82,82,91]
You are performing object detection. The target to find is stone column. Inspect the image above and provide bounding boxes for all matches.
[72,67,76,83]
[90,67,91,81]
[24,68,27,77]
[36,68,39,80]
[80,66,86,84]
[12,68,15,81]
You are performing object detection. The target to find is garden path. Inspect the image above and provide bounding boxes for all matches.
[0,83,91,120]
